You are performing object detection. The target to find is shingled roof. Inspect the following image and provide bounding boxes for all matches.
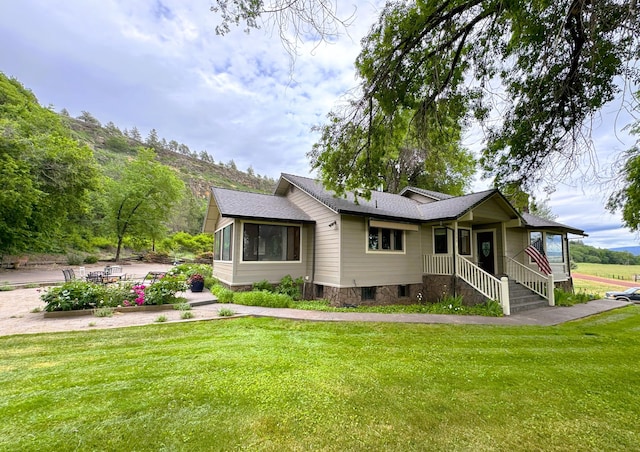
[277,174,424,222]
[211,187,313,223]
[521,212,586,236]
[208,174,584,235]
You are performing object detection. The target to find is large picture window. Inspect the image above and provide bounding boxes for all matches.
[434,228,448,254]
[368,227,403,251]
[243,223,301,261]
[214,224,233,261]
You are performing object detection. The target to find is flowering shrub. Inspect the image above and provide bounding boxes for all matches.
[144,276,187,305]
[123,285,147,307]
[41,281,132,312]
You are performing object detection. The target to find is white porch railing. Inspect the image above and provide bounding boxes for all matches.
[423,255,454,275]
[423,254,515,315]
[455,256,510,315]
[504,257,555,306]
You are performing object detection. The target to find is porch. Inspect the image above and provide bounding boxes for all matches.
[423,255,555,315]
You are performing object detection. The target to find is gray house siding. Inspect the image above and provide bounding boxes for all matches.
[340,215,423,287]
[286,186,341,287]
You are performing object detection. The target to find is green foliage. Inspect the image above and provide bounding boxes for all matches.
[169,263,213,278]
[66,253,83,266]
[0,72,100,253]
[106,148,185,260]
[158,232,214,255]
[212,284,235,303]
[154,315,168,322]
[217,307,235,317]
[608,133,640,231]
[569,240,640,265]
[234,290,293,308]
[93,307,114,318]
[180,311,195,319]
[252,279,273,292]
[143,276,188,305]
[173,302,192,311]
[275,275,304,300]
[41,281,109,312]
[311,1,639,197]
[554,288,598,307]
[84,255,98,264]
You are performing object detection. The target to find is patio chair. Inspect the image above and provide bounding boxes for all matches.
[140,271,166,286]
[62,268,77,282]
[86,271,104,284]
[104,265,125,282]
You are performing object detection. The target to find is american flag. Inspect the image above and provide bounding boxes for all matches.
[525,239,552,275]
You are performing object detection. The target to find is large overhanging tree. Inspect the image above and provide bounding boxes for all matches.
[310,0,639,197]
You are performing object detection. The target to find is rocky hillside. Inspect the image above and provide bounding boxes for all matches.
[63,114,277,198]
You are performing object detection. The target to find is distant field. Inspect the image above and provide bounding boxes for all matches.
[573,263,640,297]
[575,263,640,281]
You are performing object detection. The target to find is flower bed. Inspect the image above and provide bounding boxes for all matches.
[41,277,188,313]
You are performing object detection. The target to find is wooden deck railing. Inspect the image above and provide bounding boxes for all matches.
[504,257,555,306]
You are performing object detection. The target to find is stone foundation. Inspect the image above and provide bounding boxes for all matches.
[318,283,424,307]
[422,274,487,305]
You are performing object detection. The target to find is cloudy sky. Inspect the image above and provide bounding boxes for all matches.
[1,0,638,249]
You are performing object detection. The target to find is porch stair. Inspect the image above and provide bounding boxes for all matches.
[508,279,549,313]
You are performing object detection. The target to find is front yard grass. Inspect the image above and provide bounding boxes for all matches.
[1,307,639,451]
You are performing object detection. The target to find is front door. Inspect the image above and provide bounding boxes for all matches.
[476,231,495,274]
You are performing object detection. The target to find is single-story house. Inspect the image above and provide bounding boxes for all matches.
[203,173,586,315]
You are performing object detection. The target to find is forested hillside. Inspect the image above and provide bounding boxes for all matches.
[570,241,640,265]
[0,72,276,257]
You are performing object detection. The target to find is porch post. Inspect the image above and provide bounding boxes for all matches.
[547,273,555,306]
[500,276,510,316]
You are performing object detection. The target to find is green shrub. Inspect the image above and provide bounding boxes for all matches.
[67,253,84,266]
[218,307,235,317]
[253,279,273,292]
[169,263,213,279]
[275,275,304,300]
[144,276,188,305]
[180,311,195,319]
[554,288,597,307]
[173,302,192,311]
[41,281,109,312]
[213,286,235,303]
[155,315,167,322]
[93,307,114,317]
[84,255,98,264]
[234,290,292,308]
[89,237,113,250]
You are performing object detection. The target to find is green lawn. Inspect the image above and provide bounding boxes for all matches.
[2,310,640,451]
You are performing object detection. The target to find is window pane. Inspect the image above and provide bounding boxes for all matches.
[222,224,232,261]
[381,228,391,250]
[369,227,379,250]
[458,229,471,255]
[393,230,403,251]
[261,224,284,261]
[214,230,221,260]
[287,226,300,260]
[546,233,563,263]
[243,223,258,261]
[434,228,448,254]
